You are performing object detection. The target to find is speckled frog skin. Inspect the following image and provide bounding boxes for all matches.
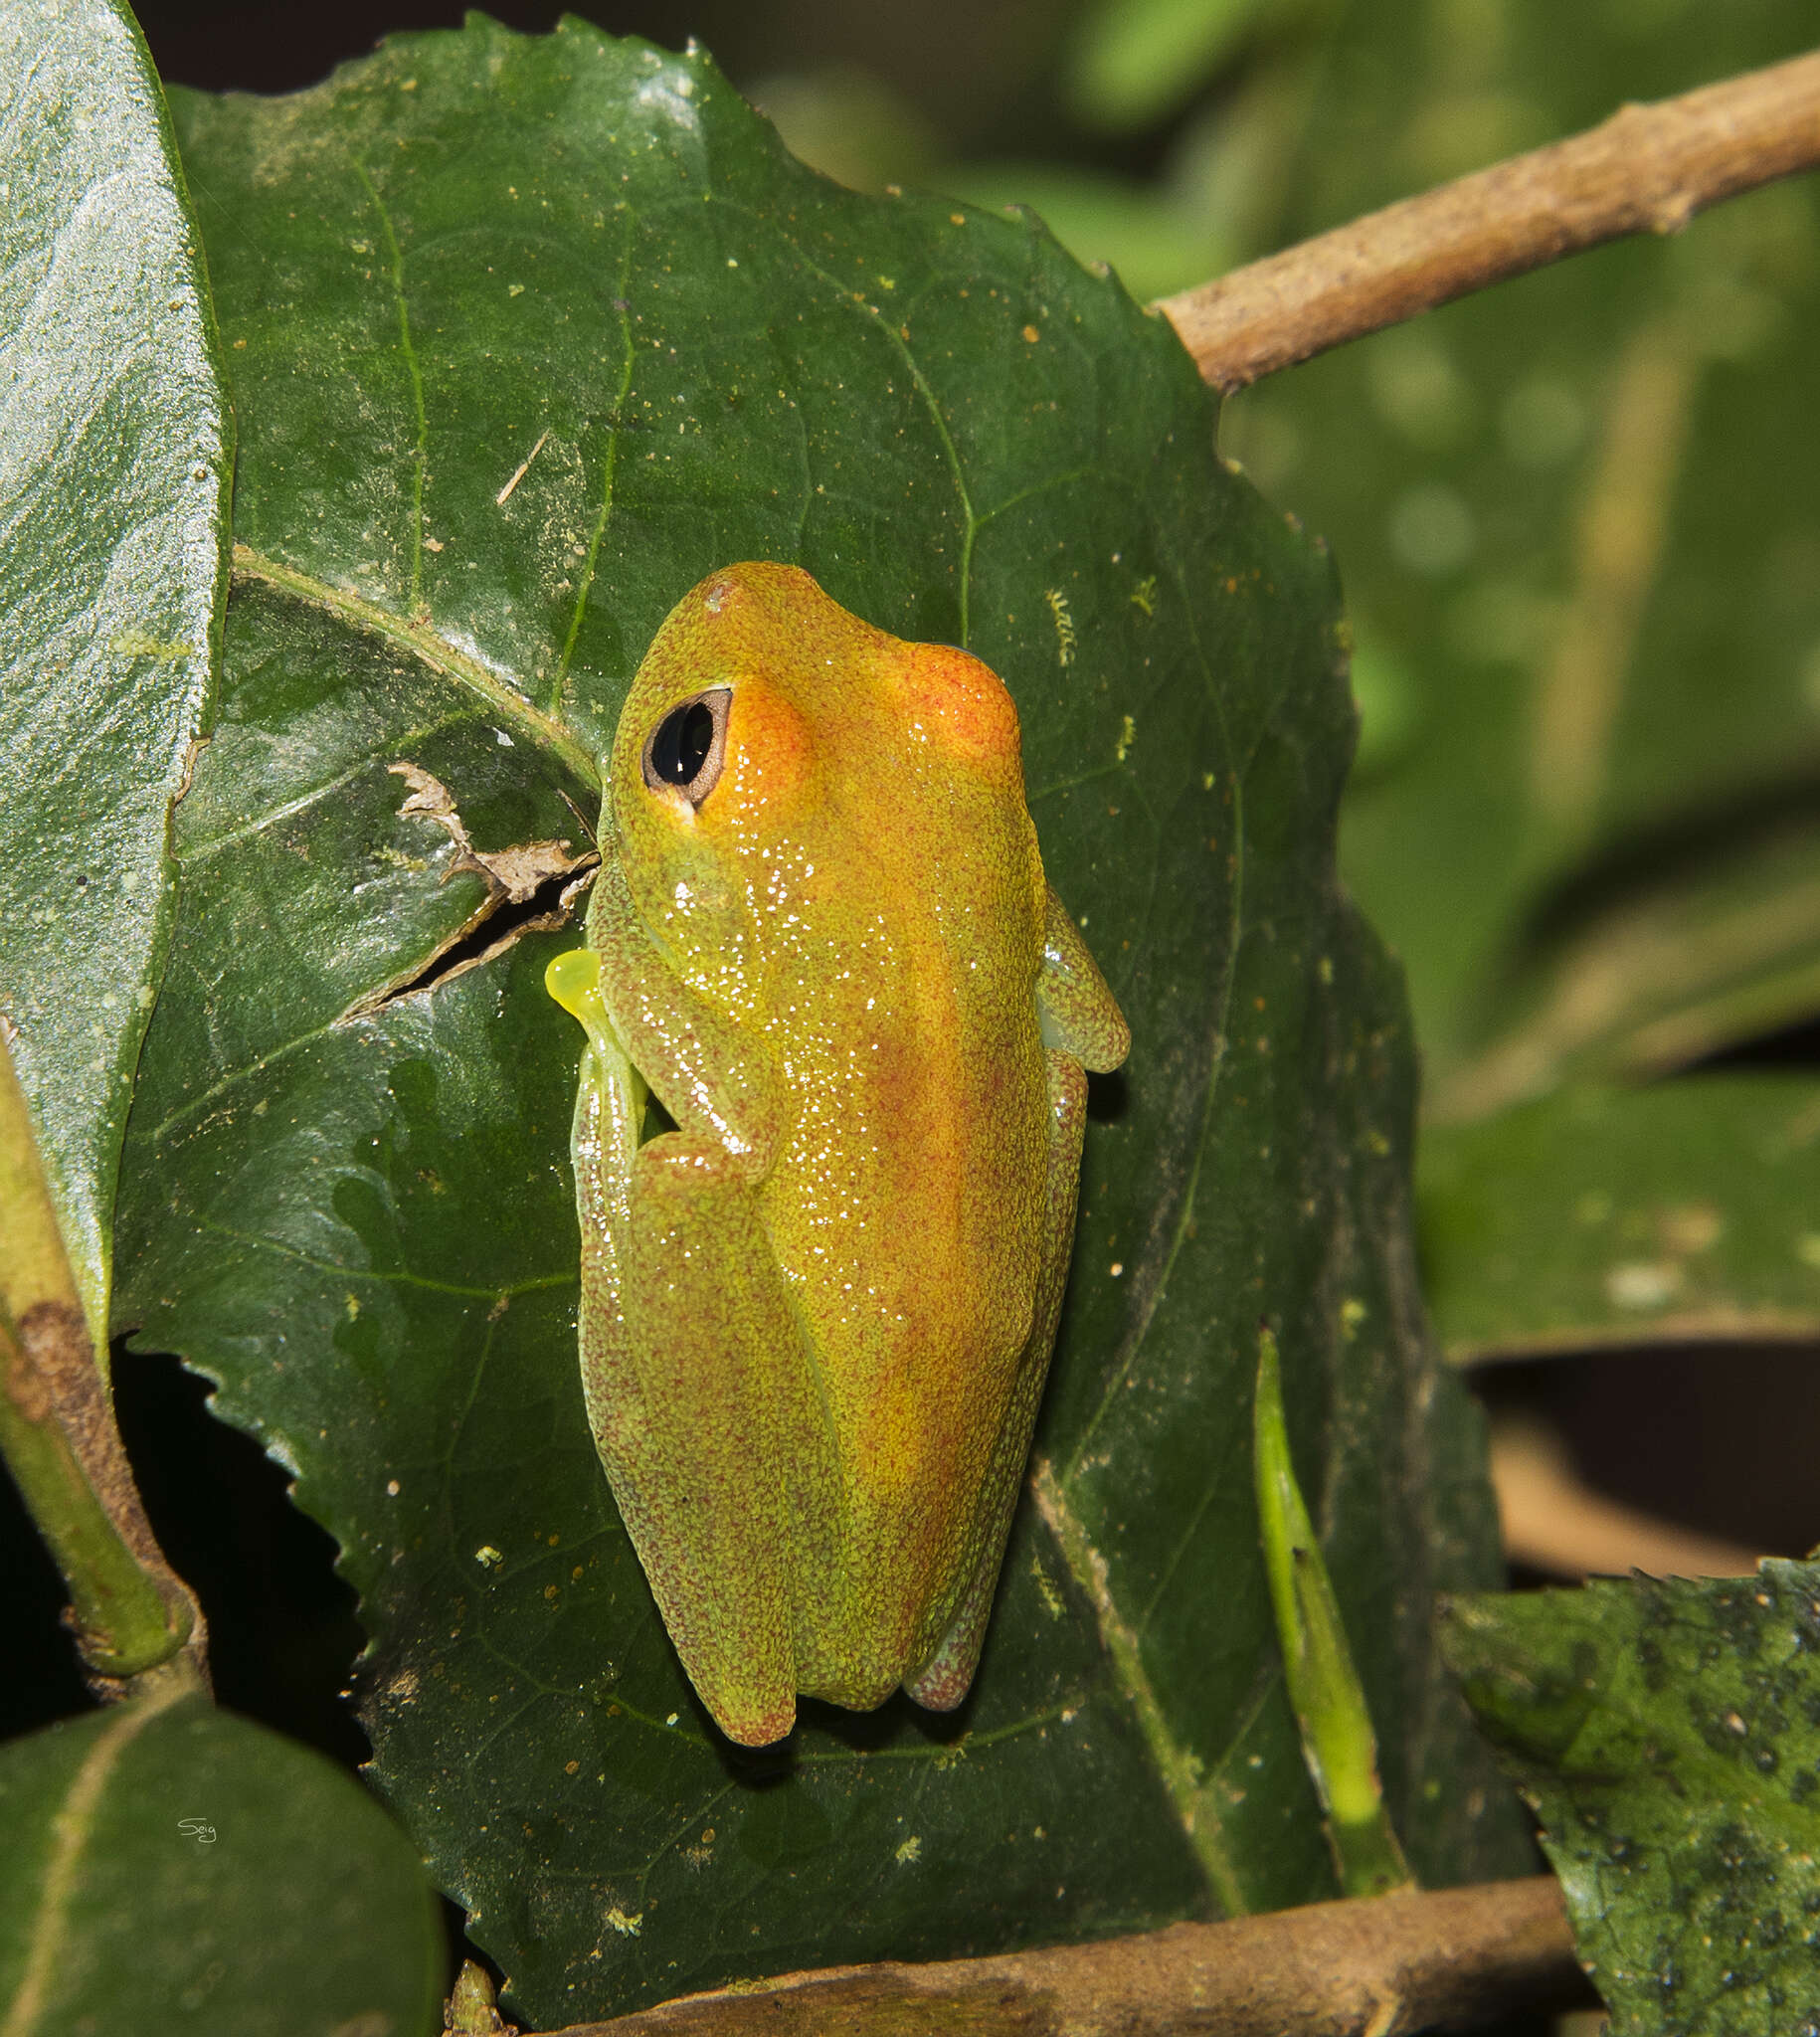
[547,563,1128,1747]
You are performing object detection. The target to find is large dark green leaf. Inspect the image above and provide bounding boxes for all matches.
[0,0,230,1334]
[1447,1567,1820,2037]
[114,20,1527,2023]
[0,1688,443,2036]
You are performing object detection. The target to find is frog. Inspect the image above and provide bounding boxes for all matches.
[545,562,1128,1747]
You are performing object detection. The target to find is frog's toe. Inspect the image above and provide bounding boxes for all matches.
[707,1683,798,1748]
[902,1652,973,1713]
[901,1560,997,1714]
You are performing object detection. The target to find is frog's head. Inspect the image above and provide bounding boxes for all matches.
[615,560,1023,814]
[611,564,829,865]
[610,562,1030,972]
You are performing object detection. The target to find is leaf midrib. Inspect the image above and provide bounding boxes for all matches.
[230,545,600,788]
[1,1682,192,2037]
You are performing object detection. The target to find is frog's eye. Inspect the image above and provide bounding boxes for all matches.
[642,687,731,808]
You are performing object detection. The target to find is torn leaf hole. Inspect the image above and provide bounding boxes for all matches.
[387,760,589,902]
[364,861,597,1012]
[340,764,600,1017]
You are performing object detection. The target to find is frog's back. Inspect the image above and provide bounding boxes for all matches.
[620,562,1068,1700]
[757,620,1057,1691]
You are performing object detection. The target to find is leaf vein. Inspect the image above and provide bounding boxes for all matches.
[181,705,485,864]
[555,209,637,712]
[1032,1458,1247,1915]
[352,160,429,614]
[1,1678,191,2037]
[714,199,980,644]
[194,1215,573,1302]
[231,545,599,786]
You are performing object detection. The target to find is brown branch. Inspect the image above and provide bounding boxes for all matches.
[0,1036,208,1696]
[1492,1415,1761,1581]
[1159,49,1820,393]
[551,1877,1588,2037]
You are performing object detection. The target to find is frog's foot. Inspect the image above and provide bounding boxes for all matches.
[709,1685,799,1749]
[901,1546,999,1713]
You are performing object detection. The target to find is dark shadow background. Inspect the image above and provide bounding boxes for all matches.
[129,0,1112,164]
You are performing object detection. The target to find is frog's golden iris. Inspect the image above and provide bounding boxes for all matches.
[547,563,1128,1747]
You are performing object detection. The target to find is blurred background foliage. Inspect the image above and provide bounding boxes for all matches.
[97,0,1820,1663]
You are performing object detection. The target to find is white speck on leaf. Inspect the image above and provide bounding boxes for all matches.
[1605,1260,1682,1310]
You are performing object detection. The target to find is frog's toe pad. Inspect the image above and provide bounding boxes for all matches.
[901,1598,991,1713]
[901,1654,973,1713]
[710,1689,798,1748]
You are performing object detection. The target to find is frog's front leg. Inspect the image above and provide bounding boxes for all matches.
[585,826,791,1166]
[1037,884,1131,1073]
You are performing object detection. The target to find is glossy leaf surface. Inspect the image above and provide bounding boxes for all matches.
[115,21,1526,2023]
[0,0,230,1335]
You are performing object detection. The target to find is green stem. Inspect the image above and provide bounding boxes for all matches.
[0,1038,205,1690]
[1254,1323,1413,1898]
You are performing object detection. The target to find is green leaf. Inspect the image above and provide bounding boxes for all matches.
[114,21,1527,2023]
[1065,0,1279,133]
[1427,826,1820,1126]
[1422,1075,1820,1363]
[939,164,1238,304]
[1253,1326,1413,1897]
[0,0,231,1339]
[1445,1568,1820,2037]
[0,1689,443,2036]
[1220,0,1820,1100]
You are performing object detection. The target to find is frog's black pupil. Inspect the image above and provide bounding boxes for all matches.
[652,699,715,786]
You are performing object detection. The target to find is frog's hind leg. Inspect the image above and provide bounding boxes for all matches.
[558,914,833,1747]
[904,1048,1088,1713]
[611,1134,833,1748]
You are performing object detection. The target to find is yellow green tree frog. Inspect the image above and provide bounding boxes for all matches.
[545,563,1128,1747]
